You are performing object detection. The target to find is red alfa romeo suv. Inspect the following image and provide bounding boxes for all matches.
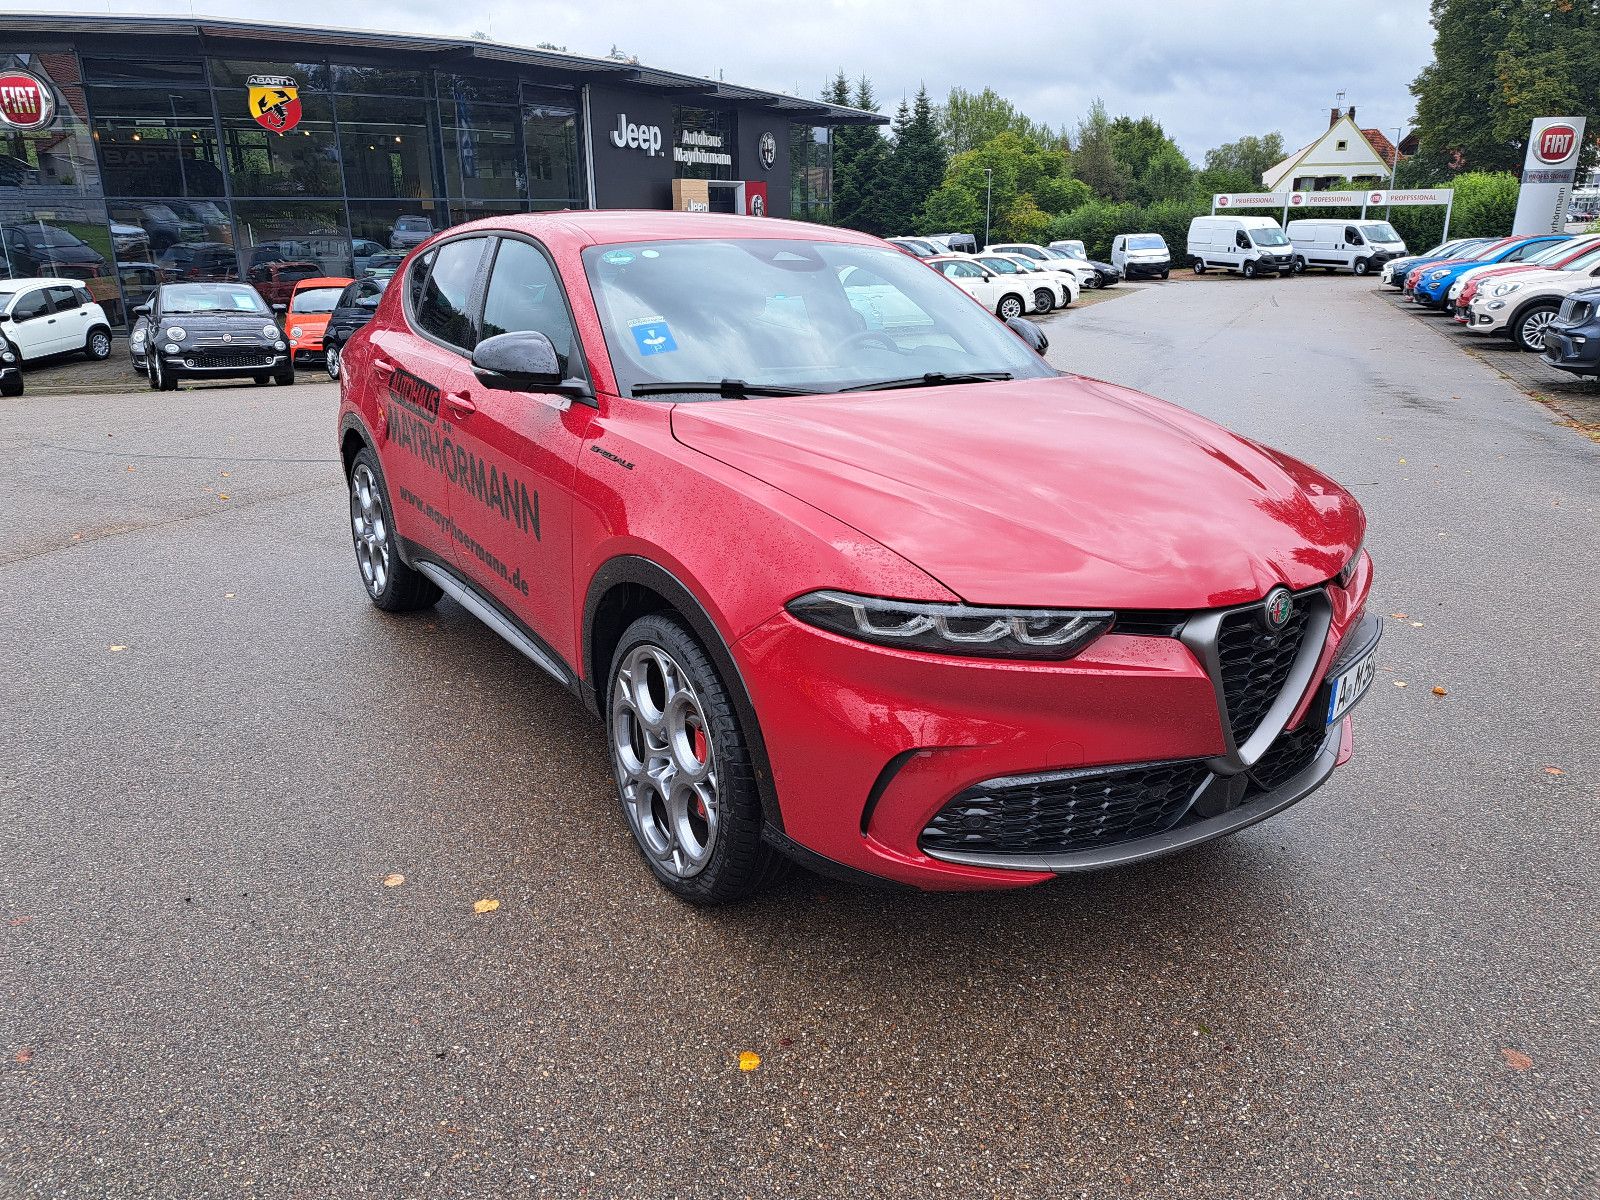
[337,211,1379,903]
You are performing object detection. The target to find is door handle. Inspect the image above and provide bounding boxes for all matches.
[444,390,476,417]
[371,355,396,380]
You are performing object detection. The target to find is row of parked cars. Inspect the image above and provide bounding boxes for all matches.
[1383,230,1600,376]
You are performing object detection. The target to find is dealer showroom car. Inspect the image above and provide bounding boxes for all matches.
[0,277,114,364]
[132,282,293,389]
[337,211,1378,902]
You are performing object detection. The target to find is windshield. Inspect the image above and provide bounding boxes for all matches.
[292,286,344,313]
[583,238,1055,398]
[1525,238,1587,265]
[978,257,1021,273]
[1468,239,1517,261]
[1360,222,1402,243]
[396,217,432,231]
[1249,227,1290,247]
[161,285,269,314]
[1558,245,1600,272]
[1127,235,1167,251]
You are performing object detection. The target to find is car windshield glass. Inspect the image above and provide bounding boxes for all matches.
[1469,240,1516,260]
[1525,239,1585,264]
[161,285,269,314]
[583,238,1055,399]
[396,218,431,230]
[1249,227,1290,247]
[1128,235,1166,250]
[1558,245,1600,271]
[292,287,344,313]
[1051,246,1087,260]
[1360,223,1402,243]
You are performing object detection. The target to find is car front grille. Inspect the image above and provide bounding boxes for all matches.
[920,759,1211,856]
[1215,598,1315,744]
[187,349,274,369]
[1558,297,1591,325]
[1247,719,1327,791]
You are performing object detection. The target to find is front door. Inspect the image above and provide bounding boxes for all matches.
[442,234,592,661]
[5,288,58,359]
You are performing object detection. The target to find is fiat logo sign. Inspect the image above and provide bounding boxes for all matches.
[1536,123,1579,165]
[0,71,54,131]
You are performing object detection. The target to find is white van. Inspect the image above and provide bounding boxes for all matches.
[1286,219,1409,276]
[1187,215,1296,278]
[1111,233,1171,280]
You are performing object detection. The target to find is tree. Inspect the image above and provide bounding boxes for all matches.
[939,86,1068,156]
[832,77,893,235]
[919,131,1075,242]
[1134,143,1194,204]
[1072,100,1128,201]
[1203,132,1287,185]
[887,86,948,231]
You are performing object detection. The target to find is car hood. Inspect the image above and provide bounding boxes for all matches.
[158,313,277,337]
[670,375,1363,610]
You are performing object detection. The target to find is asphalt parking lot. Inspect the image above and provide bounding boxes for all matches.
[3,277,1596,1198]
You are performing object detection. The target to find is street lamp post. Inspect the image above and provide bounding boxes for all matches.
[982,168,993,249]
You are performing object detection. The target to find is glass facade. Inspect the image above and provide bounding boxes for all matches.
[0,44,587,325]
[790,125,833,221]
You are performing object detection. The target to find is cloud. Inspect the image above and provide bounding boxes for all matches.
[46,0,1435,158]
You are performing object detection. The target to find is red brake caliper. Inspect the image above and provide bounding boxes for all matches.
[691,727,708,819]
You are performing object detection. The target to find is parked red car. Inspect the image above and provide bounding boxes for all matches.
[336,212,1378,902]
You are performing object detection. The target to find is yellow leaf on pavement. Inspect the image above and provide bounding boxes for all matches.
[383,873,405,887]
[473,898,500,914]
[738,1051,761,1072]
[109,645,125,652]
[1431,686,1448,696]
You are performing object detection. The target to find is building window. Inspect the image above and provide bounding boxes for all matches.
[790,125,831,220]
[347,198,446,260]
[672,106,736,180]
[440,92,524,203]
[523,95,581,204]
[1335,139,1348,151]
[233,199,352,292]
[89,86,224,197]
[220,92,341,197]
[337,95,437,199]
[330,63,426,98]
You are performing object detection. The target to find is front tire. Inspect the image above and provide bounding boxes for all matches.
[1513,303,1559,352]
[1032,288,1054,315]
[1242,261,1258,279]
[608,613,777,904]
[84,328,112,360]
[1353,257,1371,277]
[347,448,441,612]
[325,343,342,381]
[273,363,295,386]
[1,378,21,398]
[148,358,176,391]
[996,294,1025,321]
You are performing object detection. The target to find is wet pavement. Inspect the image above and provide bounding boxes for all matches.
[2,276,1596,1198]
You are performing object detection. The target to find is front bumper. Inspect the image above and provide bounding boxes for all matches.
[1541,322,1600,373]
[1462,301,1508,335]
[737,564,1375,890]
[1123,261,1170,278]
[162,349,288,378]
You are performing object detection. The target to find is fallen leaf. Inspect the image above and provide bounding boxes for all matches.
[1393,680,1407,688]
[383,873,405,888]
[14,1048,32,1064]
[1398,458,1407,464]
[126,465,136,472]
[1432,686,1448,696]
[472,898,500,914]
[218,493,231,501]
[8,916,34,927]
[1543,766,1565,776]
[109,645,126,652]
[738,1051,761,1072]
[224,593,235,599]
[1501,1048,1532,1071]
[70,533,82,541]
[1411,621,1424,628]
[221,471,231,478]
[1391,612,1408,619]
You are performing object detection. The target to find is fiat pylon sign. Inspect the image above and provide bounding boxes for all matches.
[1513,116,1587,235]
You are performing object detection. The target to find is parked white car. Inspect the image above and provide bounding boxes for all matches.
[984,242,1098,291]
[1111,233,1171,279]
[925,254,1037,319]
[1048,239,1088,261]
[1286,219,1408,275]
[1187,215,1296,277]
[0,276,114,362]
[1463,241,1600,350]
[972,252,1078,313]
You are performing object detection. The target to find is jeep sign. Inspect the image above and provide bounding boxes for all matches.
[1513,116,1587,235]
[609,114,663,157]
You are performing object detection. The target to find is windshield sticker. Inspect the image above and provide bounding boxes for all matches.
[602,250,635,265]
[640,249,660,259]
[629,316,677,356]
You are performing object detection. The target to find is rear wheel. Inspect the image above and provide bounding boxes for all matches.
[608,613,777,904]
[325,343,342,381]
[347,448,440,612]
[1192,258,1206,274]
[1159,269,1170,280]
[996,294,1025,320]
[273,363,295,386]
[1032,288,1054,314]
[1513,303,1559,352]
[84,328,112,360]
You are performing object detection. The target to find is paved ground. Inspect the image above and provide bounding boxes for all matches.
[3,277,1596,1198]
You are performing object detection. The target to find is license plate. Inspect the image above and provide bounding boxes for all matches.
[1325,649,1377,725]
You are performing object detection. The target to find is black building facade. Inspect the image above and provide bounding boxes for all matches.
[0,14,878,325]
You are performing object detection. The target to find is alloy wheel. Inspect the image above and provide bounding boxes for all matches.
[326,345,341,380]
[89,331,111,358]
[611,644,718,878]
[999,296,1023,320]
[349,462,391,598]
[1519,309,1556,351]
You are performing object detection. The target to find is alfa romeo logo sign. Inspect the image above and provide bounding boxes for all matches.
[1534,122,1579,165]
[0,71,55,131]
[1262,587,1294,632]
[247,74,302,134]
[758,131,776,171]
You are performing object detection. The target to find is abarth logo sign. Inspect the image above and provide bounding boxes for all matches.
[1534,122,1579,165]
[0,71,54,131]
[247,75,302,134]
[1262,587,1294,632]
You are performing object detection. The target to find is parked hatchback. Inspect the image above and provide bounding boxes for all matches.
[335,212,1378,903]
[285,276,354,365]
[321,276,388,380]
[0,277,114,363]
[132,281,291,390]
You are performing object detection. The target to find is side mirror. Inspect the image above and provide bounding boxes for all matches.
[272,303,287,315]
[133,303,151,316]
[471,330,587,396]
[0,312,10,322]
[1006,316,1048,355]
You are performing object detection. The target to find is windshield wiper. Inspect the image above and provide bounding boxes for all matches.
[629,379,818,398]
[841,371,1013,393]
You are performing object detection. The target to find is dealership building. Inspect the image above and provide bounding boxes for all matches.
[0,13,880,324]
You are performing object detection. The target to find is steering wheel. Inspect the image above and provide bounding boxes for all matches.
[839,329,905,355]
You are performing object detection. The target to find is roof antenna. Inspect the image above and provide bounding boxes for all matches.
[1335,89,1345,109]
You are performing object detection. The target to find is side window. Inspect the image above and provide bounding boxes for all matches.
[479,238,581,377]
[406,247,437,316]
[1235,231,1250,249]
[11,290,50,321]
[1344,227,1360,244]
[46,285,80,312]
[74,286,94,307]
[413,238,487,351]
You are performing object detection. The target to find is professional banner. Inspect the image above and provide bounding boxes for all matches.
[1512,117,1586,235]
[1286,191,1362,208]
[1363,188,1454,207]
[1213,192,1287,209]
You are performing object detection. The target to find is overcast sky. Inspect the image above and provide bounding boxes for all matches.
[34,0,1437,161]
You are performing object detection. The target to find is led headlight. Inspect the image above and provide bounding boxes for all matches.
[786,590,1114,661]
[1491,282,1522,297]
[1428,269,1450,280]
[261,324,277,338]
[166,326,186,340]
[290,325,303,337]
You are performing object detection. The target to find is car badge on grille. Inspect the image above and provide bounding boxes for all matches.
[222,333,233,342]
[1262,587,1293,632]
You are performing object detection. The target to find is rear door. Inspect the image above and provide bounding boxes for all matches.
[368,235,493,567]
[45,284,91,353]
[440,234,593,649]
